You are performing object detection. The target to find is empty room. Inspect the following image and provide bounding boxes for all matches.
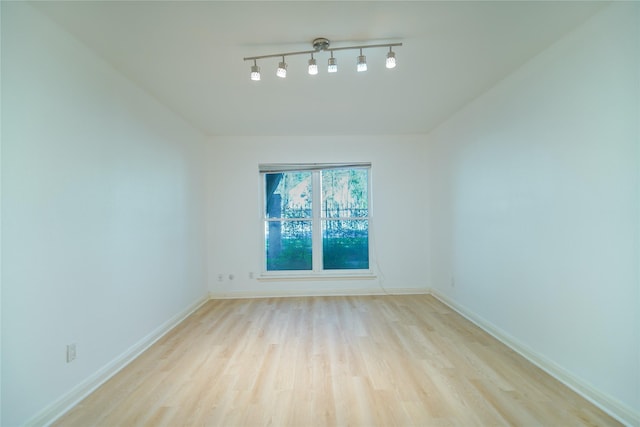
[1,1,638,426]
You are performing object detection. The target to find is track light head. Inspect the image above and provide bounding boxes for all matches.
[386,49,396,69]
[250,60,261,81]
[276,57,287,78]
[328,52,337,73]
[357,49,367,72]
[308,54,318,75]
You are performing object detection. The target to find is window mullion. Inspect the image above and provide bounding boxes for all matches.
[312,171,322,272]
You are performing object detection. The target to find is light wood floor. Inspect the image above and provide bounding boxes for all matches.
[55,295,620,426]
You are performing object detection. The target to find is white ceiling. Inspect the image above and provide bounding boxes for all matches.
[34,1,604,136]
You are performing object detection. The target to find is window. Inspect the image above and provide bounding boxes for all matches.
[261,163,371,274]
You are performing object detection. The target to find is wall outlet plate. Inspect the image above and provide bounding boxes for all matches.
[66,344,76,363]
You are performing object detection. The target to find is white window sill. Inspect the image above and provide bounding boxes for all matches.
[257,273,377,282]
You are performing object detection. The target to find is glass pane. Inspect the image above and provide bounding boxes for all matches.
[266,220,312,271]
[322,219,369,270]
[321,168,368,218]
[265,172,312,219]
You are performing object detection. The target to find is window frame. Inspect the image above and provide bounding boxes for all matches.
[259,163,374,279]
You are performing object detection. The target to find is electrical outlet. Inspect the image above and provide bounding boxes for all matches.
[217,274,224,282]
[228,274,235,280]
[66,343,77,363]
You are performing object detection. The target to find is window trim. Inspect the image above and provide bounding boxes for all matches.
[259,163,374,278]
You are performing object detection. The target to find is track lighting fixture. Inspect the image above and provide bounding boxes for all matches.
[244,38,401,81]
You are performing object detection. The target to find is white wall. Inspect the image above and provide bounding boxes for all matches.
[1,4,208,426]
[3,0,636,425]
[427,3,639,423]
[206,135,429,297]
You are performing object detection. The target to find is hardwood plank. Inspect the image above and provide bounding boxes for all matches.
[53,295,621,426]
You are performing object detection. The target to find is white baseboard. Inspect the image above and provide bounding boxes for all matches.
[430,290,639,427]
[210,287,430,299]
[26,295,210,427]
